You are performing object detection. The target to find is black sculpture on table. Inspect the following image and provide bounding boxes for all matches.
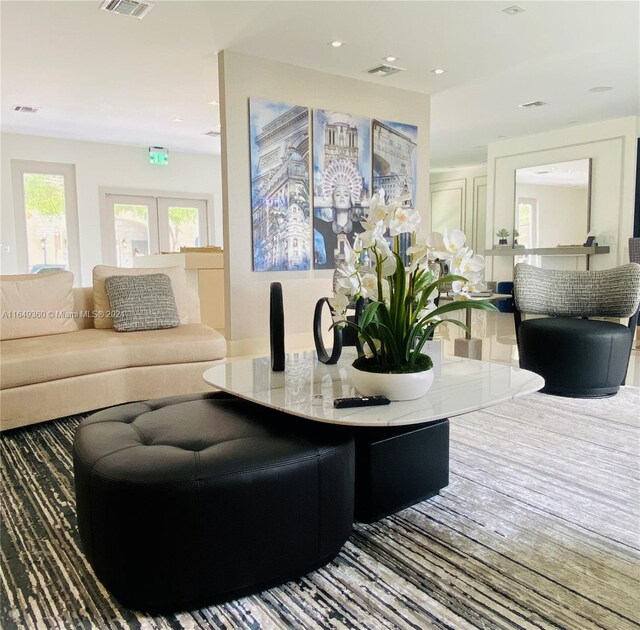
[270,282,285,371]
[313,297,364,364]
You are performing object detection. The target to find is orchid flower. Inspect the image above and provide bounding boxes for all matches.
[329,291,350,320]
[389,206,421,236]
[330,214,495,372]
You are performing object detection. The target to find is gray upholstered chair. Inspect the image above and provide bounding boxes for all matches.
[630,237,640,265]
[513,263,640,398]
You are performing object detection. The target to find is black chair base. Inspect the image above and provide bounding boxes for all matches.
[518,318,633,399]
[541,384,620,398]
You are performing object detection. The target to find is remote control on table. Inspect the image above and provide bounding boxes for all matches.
[333,396,390,409]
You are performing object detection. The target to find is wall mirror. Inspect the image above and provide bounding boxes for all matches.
[513,158,592,250]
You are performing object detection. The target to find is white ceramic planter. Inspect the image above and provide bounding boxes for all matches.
[350,365,434,401]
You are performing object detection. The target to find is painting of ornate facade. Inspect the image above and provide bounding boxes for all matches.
[250,99,311,271]
[312,110,371,270]
[373,119,418,262]
[372,119,418,204]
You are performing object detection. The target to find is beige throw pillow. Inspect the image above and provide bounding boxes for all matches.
[92,265,197,329]
[0,271,78,340]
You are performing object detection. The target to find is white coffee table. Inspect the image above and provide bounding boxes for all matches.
[203,349,543,521]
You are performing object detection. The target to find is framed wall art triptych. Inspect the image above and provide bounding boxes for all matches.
[248,98,418,272]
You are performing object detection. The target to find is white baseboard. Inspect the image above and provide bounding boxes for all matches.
[227,332,315,358]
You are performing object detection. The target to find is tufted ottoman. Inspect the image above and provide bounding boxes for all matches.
[73,392,355,612]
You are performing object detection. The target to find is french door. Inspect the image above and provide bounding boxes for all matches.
[102,193,210,267]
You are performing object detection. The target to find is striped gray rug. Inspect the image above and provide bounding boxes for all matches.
[1,389,639,629]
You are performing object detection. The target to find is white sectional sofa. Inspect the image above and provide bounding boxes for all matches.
[0,269,227,431]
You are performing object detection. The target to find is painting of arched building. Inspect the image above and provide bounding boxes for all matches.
[250,99,311,271]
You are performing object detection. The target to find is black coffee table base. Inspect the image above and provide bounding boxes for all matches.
[353,419,450,523]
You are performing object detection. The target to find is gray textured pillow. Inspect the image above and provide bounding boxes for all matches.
[104,273,180,332]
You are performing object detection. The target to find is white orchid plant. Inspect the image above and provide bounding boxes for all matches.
[330,192,496,374]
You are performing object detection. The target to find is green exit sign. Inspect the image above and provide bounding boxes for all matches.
[149,147,169,165]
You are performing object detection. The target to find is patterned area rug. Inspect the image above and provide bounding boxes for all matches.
[1,389,639,629]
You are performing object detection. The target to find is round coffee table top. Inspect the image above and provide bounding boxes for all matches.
[203,349,544,427]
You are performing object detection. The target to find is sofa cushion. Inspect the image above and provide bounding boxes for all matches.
[0,325,227,389]
[0,271,78,341]
[93,266,198,330]
[105,273,180,332]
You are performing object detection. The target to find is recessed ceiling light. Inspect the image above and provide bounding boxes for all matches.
[431,68,446,75]
[502,5,525,15]
[329,40,346,48]
[208,100,219,106]
[588,86,613,93]
[172,118,183,123]
[518,100,548,108]
[384,55,399,62]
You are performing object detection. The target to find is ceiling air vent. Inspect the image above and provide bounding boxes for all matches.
[12,105,39,113]
[100,0,154,19]
[519,100,548,108]
[365,64,405,78]
[204,131,221,137]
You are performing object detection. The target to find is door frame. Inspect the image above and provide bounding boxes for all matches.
[99,187,215,266]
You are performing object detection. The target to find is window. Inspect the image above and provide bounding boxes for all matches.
[101,191,212,267]
[516,198,538,249]
[516,197,540,265]
[11,160,81,277]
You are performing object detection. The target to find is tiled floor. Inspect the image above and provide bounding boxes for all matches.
[441,310,640,387]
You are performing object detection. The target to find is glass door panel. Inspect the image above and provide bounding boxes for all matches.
[158,198,208,252]
[114,204,152,267]
[105,194,158,267]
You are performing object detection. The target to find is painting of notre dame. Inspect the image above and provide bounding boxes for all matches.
[249,98,311,272]
[313,110,371,270]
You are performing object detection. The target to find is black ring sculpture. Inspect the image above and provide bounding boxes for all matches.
[270,282,285,371]
[314,297,365,364]
[313,298,343,364]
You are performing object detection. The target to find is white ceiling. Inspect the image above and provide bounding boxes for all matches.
[1,1,638,169]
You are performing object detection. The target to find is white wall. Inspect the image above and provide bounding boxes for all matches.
[430,166,487,254]
[218,51,431,356]
[1,133,223,284]
[486,116,639,281]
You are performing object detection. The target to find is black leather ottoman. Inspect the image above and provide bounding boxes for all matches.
[518,317,634,397]
[73,392,354,612]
